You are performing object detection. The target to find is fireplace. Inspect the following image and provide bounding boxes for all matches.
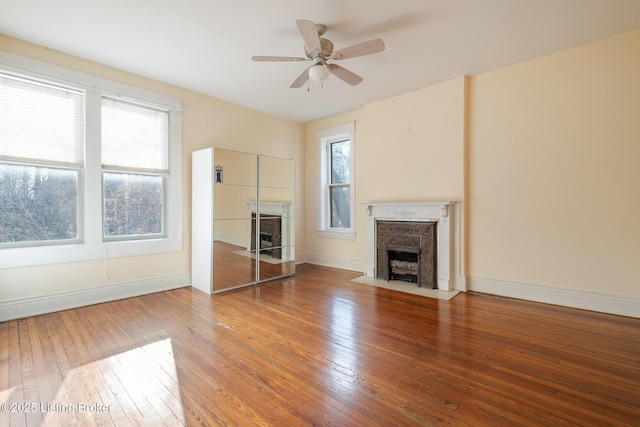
[364,201,463,291]
[376,221,437,288]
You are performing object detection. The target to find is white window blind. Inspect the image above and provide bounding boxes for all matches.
[101,97,169,171]
[0,73,85,165]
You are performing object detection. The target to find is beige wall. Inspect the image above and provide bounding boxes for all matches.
[468,29,640,298]
[0,35,304,302]
[2,26,639,309]
[304,77,467,269]
[305,29,640,301]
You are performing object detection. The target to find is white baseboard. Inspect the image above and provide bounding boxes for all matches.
[6,269,634,321]
[468,276,640,319]
[304,253,366,273]
[0,273,191,322]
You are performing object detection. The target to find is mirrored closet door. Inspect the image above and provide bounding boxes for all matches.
[191,148,295,293]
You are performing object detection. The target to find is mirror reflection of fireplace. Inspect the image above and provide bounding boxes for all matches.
[250,213,282,259]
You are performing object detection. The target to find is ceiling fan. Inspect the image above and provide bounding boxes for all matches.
[252,19,385,88]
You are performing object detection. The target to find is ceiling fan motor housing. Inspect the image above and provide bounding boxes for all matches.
[305,38,334,59]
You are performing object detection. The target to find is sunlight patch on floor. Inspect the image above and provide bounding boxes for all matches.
[43,338,186,426]
[0,387,15,405]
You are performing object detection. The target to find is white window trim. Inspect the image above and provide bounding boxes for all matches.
[0,51,183,269]
[316,121,356,240]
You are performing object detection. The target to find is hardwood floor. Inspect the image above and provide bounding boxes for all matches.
[1,264,639,426]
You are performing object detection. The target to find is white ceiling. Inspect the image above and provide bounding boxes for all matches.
[1,0,640,123]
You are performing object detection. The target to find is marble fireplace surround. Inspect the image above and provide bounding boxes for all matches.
[364,201,463,292]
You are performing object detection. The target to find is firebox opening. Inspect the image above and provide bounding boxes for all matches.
[260,232,274,255]
[387,246,420,285]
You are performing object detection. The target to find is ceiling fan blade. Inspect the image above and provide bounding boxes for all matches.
[327,64,363,86]
[331,38,385,60]
[290,67,311,88]
[252,56,310,62]
[296,19,321,54]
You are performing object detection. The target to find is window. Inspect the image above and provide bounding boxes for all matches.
[316,122,355,240]
[0,73,84,247]
[0,164,80,245]
[101,98,168,240]
[0,52,182,268]
[329,139,351,228]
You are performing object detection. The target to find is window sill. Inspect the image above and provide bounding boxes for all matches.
[316,229,356,241]
[0,237,182,269]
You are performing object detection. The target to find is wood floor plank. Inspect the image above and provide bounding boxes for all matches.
[43,313,93,426]
[5,320,25,427]
[1,263,639,426]
[17,318,44,427]
[32,315,64,427]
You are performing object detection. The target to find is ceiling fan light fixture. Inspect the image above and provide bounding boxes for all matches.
[308,64,329,82]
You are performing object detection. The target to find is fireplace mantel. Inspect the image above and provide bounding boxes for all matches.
[246,201,291,215]
[363,201,464,291]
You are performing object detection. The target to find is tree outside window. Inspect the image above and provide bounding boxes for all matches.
[0,164,78,244]
[103,172,164,238]
[329,139,351,228]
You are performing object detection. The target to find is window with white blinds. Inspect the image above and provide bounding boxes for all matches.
[0,73,84,246]
[101,98,169,240]
[0,73,84,165]
[101,98,168,172]
[0,53,183,267]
